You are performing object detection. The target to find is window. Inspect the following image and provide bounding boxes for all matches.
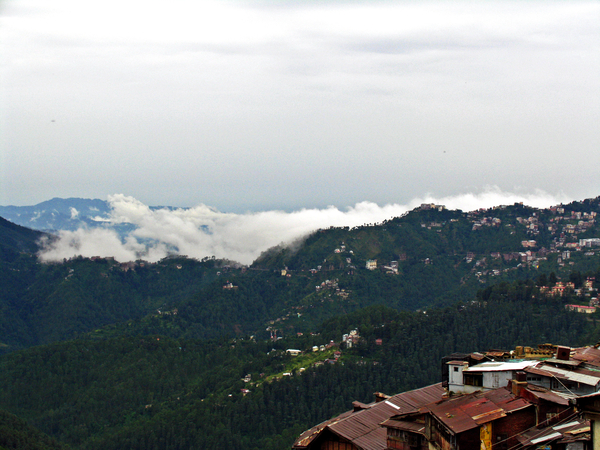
[464,373,483,387]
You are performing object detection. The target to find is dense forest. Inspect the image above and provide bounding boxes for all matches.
[2,197,600,449]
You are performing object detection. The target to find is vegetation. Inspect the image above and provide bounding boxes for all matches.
[2,197,600,449]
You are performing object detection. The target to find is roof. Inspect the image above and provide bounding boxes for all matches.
[292,383,445,450]
[425,387,531,435]
[543,357,582,367]
[571,346,600,367]
[463,360,538,373]
[516,418,589,447]
[523,385,571,406]
[379,418,425,434]
[525,364,600,387]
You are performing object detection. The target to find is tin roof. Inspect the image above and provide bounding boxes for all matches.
[292,383,445,449]
[525,364,600,387]
[572,346,600,367]
[463,360,538,373]
[515,418,589,447]
[524,385,570,405]
[543,357,582,367]
[425,387,531,435]
[379,418,425,434]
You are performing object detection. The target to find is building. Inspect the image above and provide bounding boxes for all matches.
[447,359,538,395]
[292,344,600,450]
[292,384,444,450]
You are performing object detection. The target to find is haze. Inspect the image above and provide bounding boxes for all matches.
[2,0,599,212]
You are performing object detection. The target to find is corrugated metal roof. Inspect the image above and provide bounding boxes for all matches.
[525,364,600,386]
[524,386,570,405]
[292,383,445,449]
[463,360,538,373]
[516,418,589,447]
[572,346,600,367]
[379,418,425,434]
[425,387,531,435]
[543,357,582,367]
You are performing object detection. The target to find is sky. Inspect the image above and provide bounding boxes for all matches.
[2,0,600,214]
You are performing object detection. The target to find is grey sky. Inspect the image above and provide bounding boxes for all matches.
[2,0,599,212]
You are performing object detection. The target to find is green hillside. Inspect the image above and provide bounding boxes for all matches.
[2,196,600,449]
[0,409,69,450]
[0,216,47,257]
[0,278,596,450]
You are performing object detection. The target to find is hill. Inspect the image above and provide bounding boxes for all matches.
[3,196,600,352]
[0,278,596,450]
[0,216,47,256]
[0,409,69,450]
[2,196,600,449]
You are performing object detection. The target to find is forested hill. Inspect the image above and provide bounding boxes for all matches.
[253,196,600,271]
[0,216,47,256]
[0,409,69,450]
[0,279,597,450]
[3,196,600,353]
[2,197,600,449]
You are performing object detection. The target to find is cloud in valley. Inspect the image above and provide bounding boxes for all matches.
[38,189,570,265]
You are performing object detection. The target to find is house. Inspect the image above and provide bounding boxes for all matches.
[292,384,445,450]
[293,344,600,450]
[382,380,580,450]
[515,417,590,449]
[565,304,597,314]
[421,386,535,450]
[446,359,538,395]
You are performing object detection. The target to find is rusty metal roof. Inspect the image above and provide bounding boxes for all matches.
[425,387,531,435]
[380,418,425,434]
[292,383,444,449]
[572,346,600,367]
[524,385,570,405]
[525,364,600,387]
[516,418,589,447]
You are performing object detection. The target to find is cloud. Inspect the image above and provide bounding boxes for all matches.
[37,188,569,265]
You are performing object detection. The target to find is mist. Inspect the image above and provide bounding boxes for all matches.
[37,188,569,265]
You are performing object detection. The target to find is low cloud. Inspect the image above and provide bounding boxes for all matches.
[38,188,569,265]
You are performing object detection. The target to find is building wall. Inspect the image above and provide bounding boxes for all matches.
[456,428,480,450]
[320,442,356,450]
[386,429,427,450]
[314,430,358,450]
[491,408,536,450]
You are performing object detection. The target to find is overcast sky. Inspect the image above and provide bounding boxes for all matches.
[2,0,599,212]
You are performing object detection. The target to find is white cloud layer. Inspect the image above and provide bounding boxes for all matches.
[38,188,569,265]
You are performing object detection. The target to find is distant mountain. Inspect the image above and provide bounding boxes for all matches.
[0,198,112,233]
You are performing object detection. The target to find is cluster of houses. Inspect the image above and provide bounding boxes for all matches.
[292,343,600,450]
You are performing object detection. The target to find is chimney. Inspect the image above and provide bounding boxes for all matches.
[374,392,390,403]
[511,372,528,397]
[352,401,370,412]
[555,346,571,361]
